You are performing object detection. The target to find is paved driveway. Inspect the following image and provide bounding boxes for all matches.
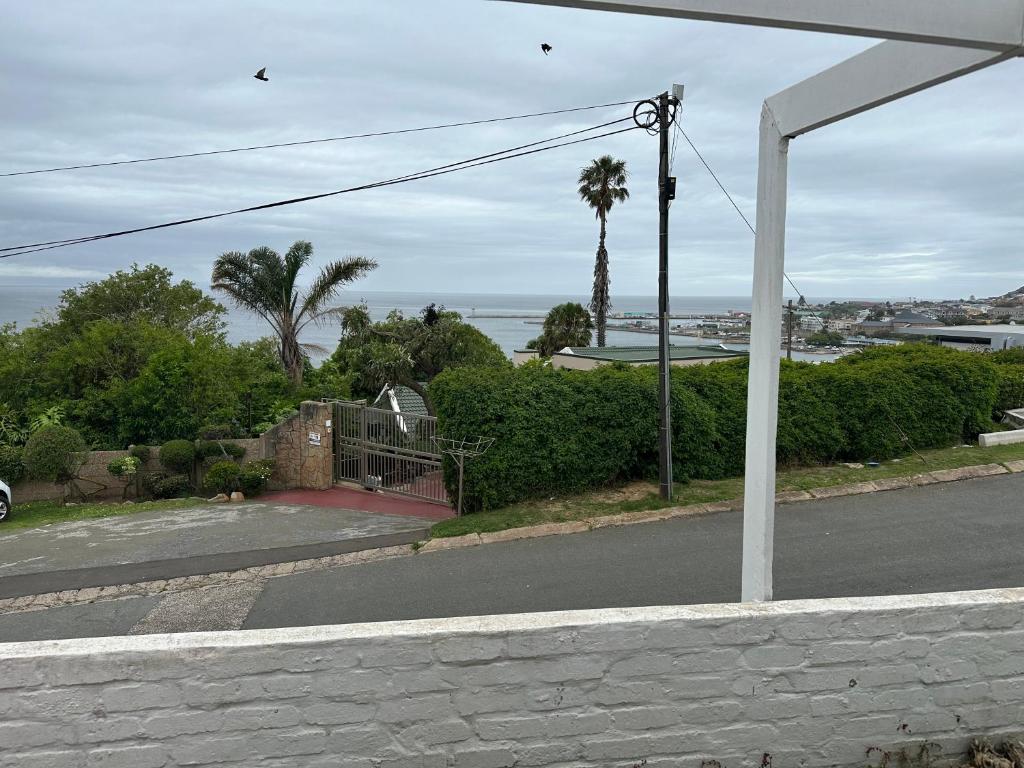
[0,502,432,598]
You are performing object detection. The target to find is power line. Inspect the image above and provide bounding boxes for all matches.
[674,122,812,304]
[2,116,642,258]
[1,98,644,178]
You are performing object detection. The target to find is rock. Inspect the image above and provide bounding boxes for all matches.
[840,462,864,469]
[230,491,246,503]
[209,493,230,503]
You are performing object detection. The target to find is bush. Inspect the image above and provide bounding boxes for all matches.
[107,455,141,478]
[238,459,274,497]
[195,440,246,463]
[23,425,87,483]
[159,439,195,474]
[204,460,240,494]
[129,445,151,462]
[147,473,191,499]
[0,445,24,484]
[431,345,1001,512]
[995,365,1024,413]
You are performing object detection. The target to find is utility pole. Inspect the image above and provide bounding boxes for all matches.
[786,299,794,360]
[634,89,680,501]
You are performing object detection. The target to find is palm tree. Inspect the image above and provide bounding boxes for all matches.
[578,155,629,347]
[212,241,376,387]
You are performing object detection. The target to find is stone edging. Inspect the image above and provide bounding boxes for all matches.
[2,460,1020,616]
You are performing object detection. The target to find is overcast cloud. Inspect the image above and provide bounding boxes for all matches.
[2,0,1022,300]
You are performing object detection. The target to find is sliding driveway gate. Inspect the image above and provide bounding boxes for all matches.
[329,399,448,505]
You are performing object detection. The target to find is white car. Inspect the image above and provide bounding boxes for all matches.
[0,479,9,523]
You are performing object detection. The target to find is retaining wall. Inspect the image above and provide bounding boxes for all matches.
[2,589,1023,767]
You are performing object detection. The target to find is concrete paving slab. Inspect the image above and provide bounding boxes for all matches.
[0,502,430,599]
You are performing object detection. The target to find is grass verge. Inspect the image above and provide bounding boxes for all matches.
[0,497,210,534]
[430,441,1024,539]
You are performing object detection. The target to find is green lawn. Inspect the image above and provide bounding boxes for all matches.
[0,497,209,534]
[430,441,1024,539]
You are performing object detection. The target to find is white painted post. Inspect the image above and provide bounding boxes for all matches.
[741,103,789,603]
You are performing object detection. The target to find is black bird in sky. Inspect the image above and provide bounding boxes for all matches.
[541,43,552,55]
[254,67,269,82]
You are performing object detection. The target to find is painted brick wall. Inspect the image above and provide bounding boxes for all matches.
[1,589,1022,767]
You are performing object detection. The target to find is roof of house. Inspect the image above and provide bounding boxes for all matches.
[556,345,746,363]
[892,310,939,324]
[372,384,429,417]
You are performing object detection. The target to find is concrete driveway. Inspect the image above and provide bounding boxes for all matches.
[0,501,432,598]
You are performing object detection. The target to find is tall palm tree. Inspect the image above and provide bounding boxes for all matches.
[578,155,629,347]
[212,241,376,388]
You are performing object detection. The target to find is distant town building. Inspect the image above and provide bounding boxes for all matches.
[799,316,826,331]
[826,318,855,332]
[898,324,1024,351]
[891,309,939,327]
[990,306,1024,321]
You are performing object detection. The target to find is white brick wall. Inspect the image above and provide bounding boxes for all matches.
[1,589,1023,767]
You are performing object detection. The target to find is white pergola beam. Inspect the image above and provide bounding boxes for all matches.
[500,0,1024,50]
[768,40,1019,137]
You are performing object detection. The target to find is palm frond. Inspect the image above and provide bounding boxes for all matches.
[297,257,377,325]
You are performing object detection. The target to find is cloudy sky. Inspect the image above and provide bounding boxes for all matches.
[2,0,1022,300]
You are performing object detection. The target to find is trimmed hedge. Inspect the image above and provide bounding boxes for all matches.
[0,445,24,485]
[431,345,1003,512]
[159,439,195,474]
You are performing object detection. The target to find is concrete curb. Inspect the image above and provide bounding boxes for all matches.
[3,460,1020,615]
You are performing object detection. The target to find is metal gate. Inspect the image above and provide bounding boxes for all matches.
[329,399,448,505]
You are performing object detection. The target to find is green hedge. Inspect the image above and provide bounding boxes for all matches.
[431,345,1003,512]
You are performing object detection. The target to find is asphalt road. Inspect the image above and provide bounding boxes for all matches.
[3,473,1023,642]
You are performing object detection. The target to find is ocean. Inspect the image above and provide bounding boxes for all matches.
[0,285,829,362]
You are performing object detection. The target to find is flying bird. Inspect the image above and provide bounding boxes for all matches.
[541,43,552,55]
[254,67,269,82]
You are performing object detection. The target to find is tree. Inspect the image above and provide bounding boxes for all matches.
[578,155,629,347]
[46,264,225,340]
[806,330,845,347]
[212,241,376,387]
[528,302,593,356]
[333,304,508,414]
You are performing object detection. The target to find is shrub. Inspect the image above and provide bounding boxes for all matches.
[238,459,275,496]
[0,445,24,484]
[995,365,1024,413]
[431,345,1001,513]
[23,425,87,483]
[204,460,240,494]
[148,473,191,499]
[159,439,195,474]
[107,455,141,478]
[129,445,151,462]
[195,440,246,463]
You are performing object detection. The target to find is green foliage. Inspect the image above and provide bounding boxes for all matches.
[0,268,300,450]
[29,405,65,432]
[806,330,845,346]
[195,441,247,463]
[0,445,24,484]
[159,440,196,474]
[212,241,376,387]
[238,459,275,497]
[995,365,1024,412]
[129,445,151,462]
[204,460,241,494]
[23,426,87,483]
[48,263,225,340]
[147,474,191,500]
[107,455,141,477]
[529,302,593,356]
[432,345,1000,512]
[0,402,26,446]
[332,303,509,411]
[198,424,235,440]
